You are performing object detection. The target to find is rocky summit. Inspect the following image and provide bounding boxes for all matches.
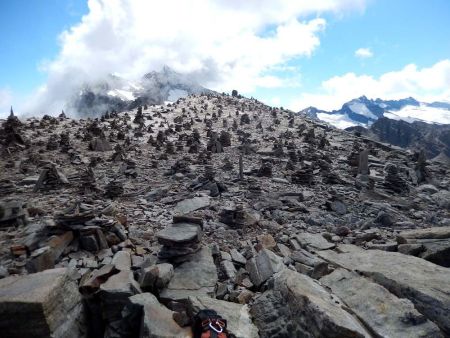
[0,92,449,338]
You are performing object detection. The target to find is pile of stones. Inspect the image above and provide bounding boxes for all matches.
[157,217,203,262]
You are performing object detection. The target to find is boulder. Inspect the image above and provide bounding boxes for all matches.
[160,247,218,301]
[397,226,450,267]
[246,249,284,287]
[317,246,450,334]
[250,269,371,338]
[139,263,174,292]
[187,296,259,338]
[321,269,442,338]
[0,268,85,338]
[98,270,141,335]
[123,293,192,338]
[111,250,132,271]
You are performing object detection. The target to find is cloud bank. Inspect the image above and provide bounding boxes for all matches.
[291,59,450,111]
[22,0,368,115]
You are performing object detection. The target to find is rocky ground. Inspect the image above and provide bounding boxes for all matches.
[0,93,449,338]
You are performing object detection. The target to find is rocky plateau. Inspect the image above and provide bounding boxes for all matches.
[0,92,449,337]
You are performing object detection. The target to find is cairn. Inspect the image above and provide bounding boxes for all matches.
[46,134,59,151]
[292,164,314,185]
[157,218,203,262]
[104,180,124,198]
[34,163,69,192]
[383,163,409,193]
[0,179,16,197]
[257,160,273,177]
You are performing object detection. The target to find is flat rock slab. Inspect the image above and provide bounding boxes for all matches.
[188,296,259,338]
[174,196,210,214]
[160,246,218,301]
[397,226,450,267]
[296,232,335,250]
[250,269,371,338]
[317,247,450,335]
[157,222,202,246]
[321,269,442,338]
[127,293,192,338]
[398,226,450,242]
[0,268,84,338]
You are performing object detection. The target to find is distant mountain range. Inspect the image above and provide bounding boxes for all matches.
[299,96,450,161]
[299,96,450,128]
[68,66,212,116]
[299,96,450,158]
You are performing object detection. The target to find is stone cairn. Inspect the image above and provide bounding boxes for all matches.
[383,163,409,193]
[104,180,124,198]
[292,164,314,185]
[156,217,203,262]
[0,179,16,197]
[257,160,273,177]
[34,163,69,192]
[79,167,97,194]
[222,157,233,171]
[46,134,59,151]
[415,150,429,184]
[207,132,223,153]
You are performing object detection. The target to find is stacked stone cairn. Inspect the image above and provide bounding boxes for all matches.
[156,217,203,262]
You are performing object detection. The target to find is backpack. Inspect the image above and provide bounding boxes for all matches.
[193,309,228,338]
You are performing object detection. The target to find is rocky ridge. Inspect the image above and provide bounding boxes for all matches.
[0,92,449,337]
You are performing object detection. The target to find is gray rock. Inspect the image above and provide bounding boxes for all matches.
[187,296,259,338]
[230,249,247,265]
[160,246,218,301]
[397,226,450,242]
[318,246,450,334]
[398,243,424,256]
[321,269,442,338]
[0,268,85,338]
[139,263,174,292]
[397,226,450,267]
[111,250,132,271]
[222,260,237,279]
[417,184,439,194]
[250,269,371,338]
[174,196,210,214]
[246,249,284,287]
[157,222,202,246]
[125,293,192,338]
[98,270,141,331]
[296,232,335,251]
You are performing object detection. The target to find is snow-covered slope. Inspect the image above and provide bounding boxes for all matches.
[300,96,450,129]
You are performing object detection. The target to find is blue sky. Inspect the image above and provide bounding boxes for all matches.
[1,0,450,115]
[0,0,87,95]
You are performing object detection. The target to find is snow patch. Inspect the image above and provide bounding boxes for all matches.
[107,89,135,101]
[317,113,364,129]
[348,102,378,119]
[384,105,450,124]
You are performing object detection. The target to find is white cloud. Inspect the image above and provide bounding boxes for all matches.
[23,0,368,115]
[290,59,450,111]
[355,47,373,58]
[0,88,13,116]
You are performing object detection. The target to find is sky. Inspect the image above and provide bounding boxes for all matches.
[0,0,450,117]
